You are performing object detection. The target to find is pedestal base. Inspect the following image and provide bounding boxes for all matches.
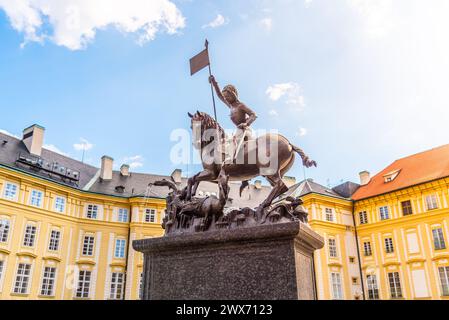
[133,221,324,300]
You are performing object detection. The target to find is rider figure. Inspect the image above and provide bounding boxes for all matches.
[209,75,257,162]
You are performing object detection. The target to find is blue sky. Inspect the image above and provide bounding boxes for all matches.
[1,0,449,187]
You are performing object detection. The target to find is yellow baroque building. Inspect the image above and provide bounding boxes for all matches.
[0,124,448,300]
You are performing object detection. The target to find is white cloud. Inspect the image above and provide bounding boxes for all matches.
[73,138,93,151]
[297,127,308,137]
[123,155,144,169]
[202,14,229,29]
[43,144,69,156]
[0,129,20,139]
[304,0,313,8]
[259,18,273,31]
[0,0,186,50]
[268,109,279,117]
[266,82,305,108]
[346,0,393,38]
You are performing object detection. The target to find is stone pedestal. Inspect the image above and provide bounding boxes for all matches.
[133,221,324,300]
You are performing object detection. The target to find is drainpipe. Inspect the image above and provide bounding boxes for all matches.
[352,201,366,300]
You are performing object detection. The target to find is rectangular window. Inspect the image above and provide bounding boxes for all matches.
[13,263,31,294]
[0,219,10,243]
[54,196,66,213]
[385,238,394,253]
[145,209,156,223]
[363,242,372,256]
[426,194,439,210]
[379,206,390,220]
[366,275,379,300]
[82,236,95,256]
[325,208,334,222]
[359,211,368,225]
[439,266,449,297]
[0,260,4,282]
[328,238,338,258]
[40,266,56,296]
[30,190,43,207]
[48,230,61,251]
[75,270,91,298]
[139,272,143,300]
[388,272,403,299]
[3,182,18,201]
[401,200,413,216]
[433,228,447,250]
[117,208,129,223]
[109,272,124,300]
[23,224,37,247]
[349,257,355,263]
[115,239,126,258]
[331,272,343,300]
[86,205,98,219]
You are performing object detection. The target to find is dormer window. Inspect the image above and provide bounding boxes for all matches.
[383,169,401,183]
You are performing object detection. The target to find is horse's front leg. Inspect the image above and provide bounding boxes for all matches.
[187,169,218,200]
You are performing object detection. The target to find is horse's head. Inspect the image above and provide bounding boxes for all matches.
[187,111,224,149]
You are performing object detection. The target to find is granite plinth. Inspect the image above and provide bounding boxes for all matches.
[133,221,324,300]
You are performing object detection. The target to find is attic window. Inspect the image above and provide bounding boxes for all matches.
[115,186,125,193]
[383,169,401,183]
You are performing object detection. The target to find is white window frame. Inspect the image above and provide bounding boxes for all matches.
[75,270,91,299]
[325,208,334,222]
[117,208,129,223]
[114,239,126,258]
[366,274,379,300]
[385,237,394,254]
[23,224,37,247]
[0,218,10,243]
[3,182,18,201]
[388,272,403,299]
[138,272,143,300]
[379,206,390,220]
[40,266,57,297]
[0,260,4,285]
[328,238,338,258]
[13,263,32,294]
[109,272,124,300]
[359,211,368,224]
[82,235,95,256]
[433,228,446,250]
[54,196,66,213]
[86,205,98,219]
[330,272,343,300]
[145,209,156,223]
[363,241,372,256]
[426,194,439,210]
[48,230,61,252]
[438,266,449,297]
[30,190,43,207]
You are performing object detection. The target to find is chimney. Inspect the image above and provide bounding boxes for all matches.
[359,171,371,186]
[171,169,182,184]
[22,124,45,156]
[254,180,262,190]
[100,156,113,181]
[120,164,130,177]
[282,176,297,188]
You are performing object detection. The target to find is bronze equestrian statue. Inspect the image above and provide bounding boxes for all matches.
[187,106,316,216]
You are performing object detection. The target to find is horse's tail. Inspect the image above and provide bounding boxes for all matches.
[291,144,317,168]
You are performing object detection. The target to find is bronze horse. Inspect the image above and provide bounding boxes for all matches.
[187,111,316,214]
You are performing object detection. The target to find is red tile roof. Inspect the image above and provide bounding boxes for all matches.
[352,144,449,200]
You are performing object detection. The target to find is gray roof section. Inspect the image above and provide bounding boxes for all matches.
[332,181,360,199]
[280,179,350,201]
[0,132,98,188]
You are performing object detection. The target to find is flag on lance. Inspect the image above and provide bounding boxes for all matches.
[190,40,211,76]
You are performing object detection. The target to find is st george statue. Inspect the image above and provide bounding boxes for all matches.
[186,74,317,217]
